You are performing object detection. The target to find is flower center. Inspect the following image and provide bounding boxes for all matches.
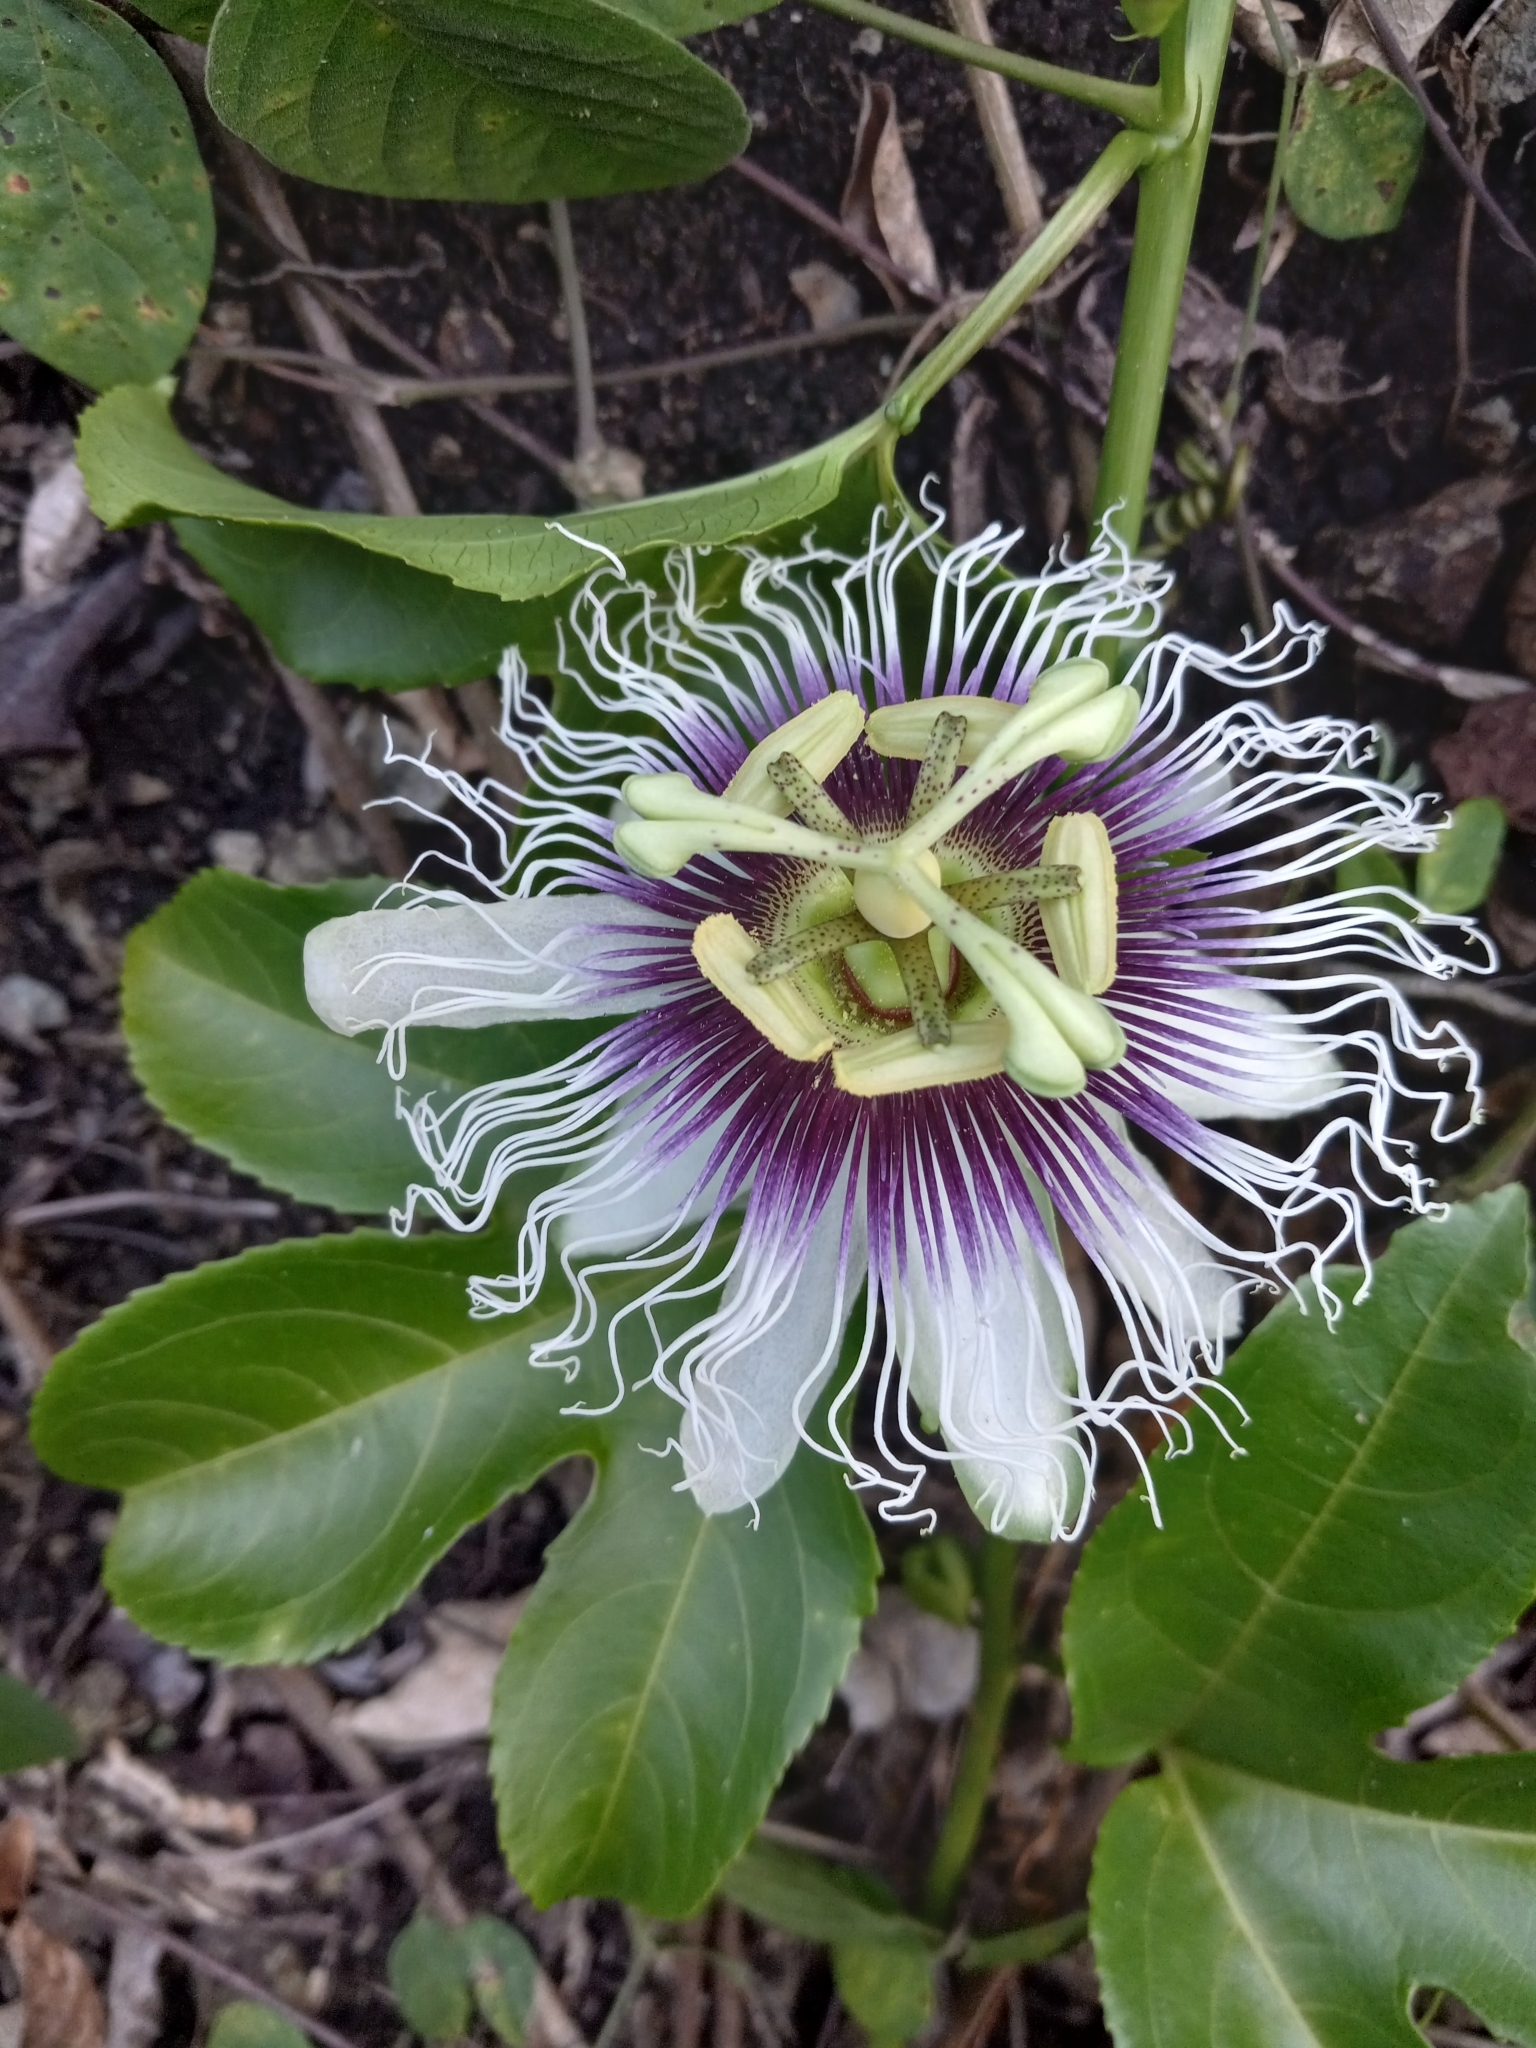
[615,664,1136,1097]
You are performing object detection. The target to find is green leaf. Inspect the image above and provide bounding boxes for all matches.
[130,0,220,35]
[1416,796,1506,915]
[31,1227,593,1663]
[0,0,213,387]
[207,2005,310,2048]
[459,1917,537,2045]
[173,517,529,691]
[32,1220,879,1918]
[1066,1191,1536,1784]
[0,1670,79,1771]
[389,1913,472,2042]
[1069,1191,1536,2047]
[77,384,888,680]
[493,1419,879,1917]
[122,869,600,1213]
[1285,65,1425,240]
[833,1941,934,2048]
[205,0,749,203]
[1094,1752,1536,2048]
[720,1838,940,1953]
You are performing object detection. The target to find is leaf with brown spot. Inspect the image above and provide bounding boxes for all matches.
[7,1914,106,2048]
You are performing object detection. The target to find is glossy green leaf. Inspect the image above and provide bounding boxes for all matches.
[173,517,528,691]
[78,385,888,680]
[1416,796,1506,915]
[207,2005,310,2048]
[1069,1191,1536,2048]
[0,0,213,387]
[389,1914,471,2041]
[459,1917,537,2045]
[1094,1752,1536,2048]
[1067,1190,1536,1786]
[493,1415,879,1917]
[205,0,749,203]
[32,1221,879,1918]
[122,869,600,1213]
[0,1670,79,1771]
[130,0,220,35]
[31,1227,590,1663]
[1285,66,1424,240]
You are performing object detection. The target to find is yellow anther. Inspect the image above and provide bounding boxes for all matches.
[1040,813,1118,994]
[724,691,866,815]
[866,659,1111,763]
[833,1019,1011,1096]
[853,849,943,939]
[692,915,835,1062]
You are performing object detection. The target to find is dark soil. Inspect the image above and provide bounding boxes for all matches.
[3,3,1536,2044]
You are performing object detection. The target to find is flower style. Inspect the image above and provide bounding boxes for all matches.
[303,513,1488,1540]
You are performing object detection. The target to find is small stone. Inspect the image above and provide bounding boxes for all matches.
[0,973,69,1052]
[206,829,264,877]
[851,24,883,52]
[121,771,173,807]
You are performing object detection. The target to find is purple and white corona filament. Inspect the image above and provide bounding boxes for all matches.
[303,514,1489,1540]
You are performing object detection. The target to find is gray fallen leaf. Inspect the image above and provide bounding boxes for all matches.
[336,1597,529,1750]
[20,458,102,601]
[1318,0,1455,71]
[1470,0,1536,108]
[1232,0,1306,67]
[835,1588,979,1733]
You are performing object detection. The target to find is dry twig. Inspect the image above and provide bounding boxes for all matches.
[946,0,1045,241]
[4,1191,280,1231]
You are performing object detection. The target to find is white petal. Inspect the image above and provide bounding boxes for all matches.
[555,1117,727,1259]
[303,894,680,1036]
[1093,1131,1243,1346]
[1160,985,1341,1122]
[680,1197,865,1516]
[894,1199,1087,1542]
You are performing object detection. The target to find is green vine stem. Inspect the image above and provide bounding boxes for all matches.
[803,0,1163,128]
[885,127,1157,437]
[1094,0,1236,546]
[922,1536,1021,1925]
